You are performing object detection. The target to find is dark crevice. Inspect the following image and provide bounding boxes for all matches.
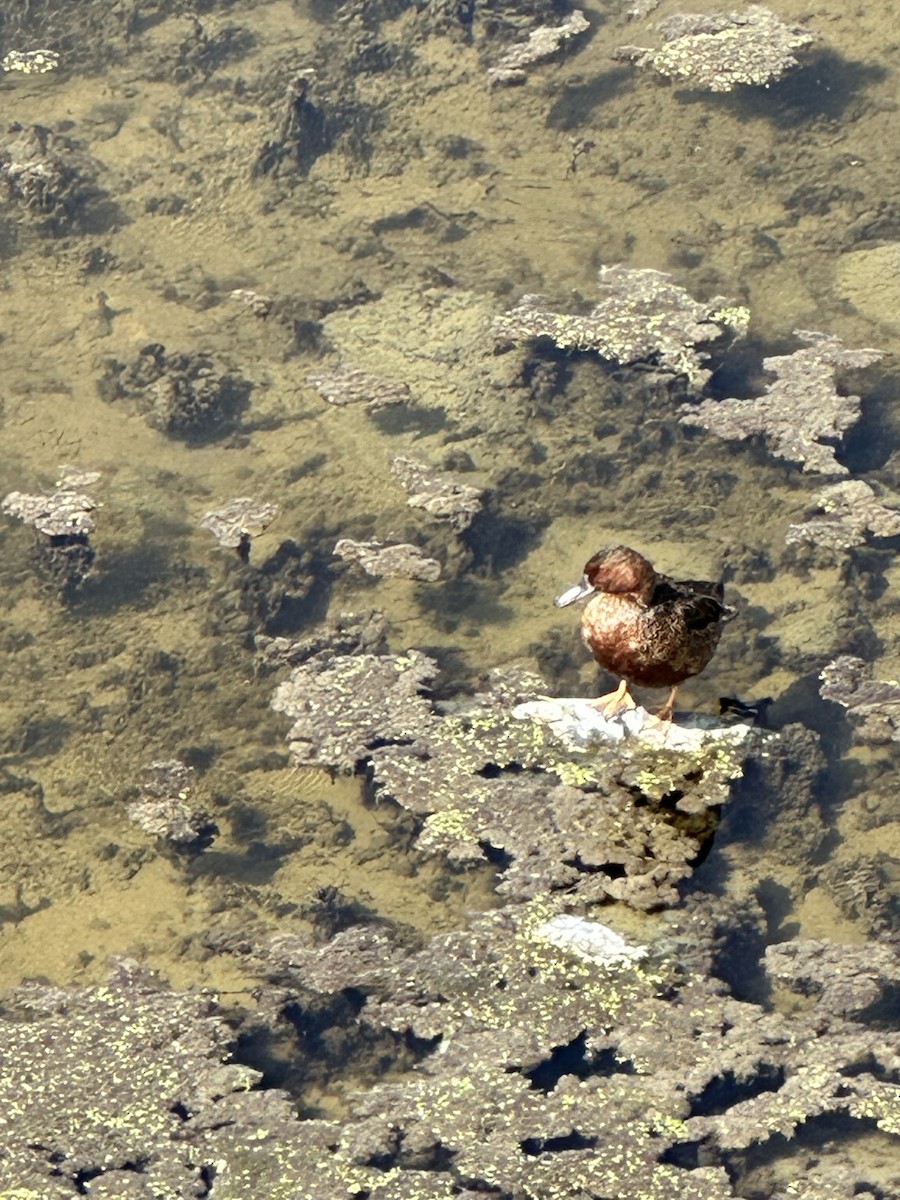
[688,1064,785,1117]
[521,1130,598,1155]
[840,1054,900,1084]
[479,840,513,869]
[564,854,627,879]
[731,1108,895,1195]
[197,1163,216,1197]
[852,983,900,1028]
[231,987,440,1114]
[660,1141,703,1169]
[656,789,687,811]
[524,1031,637,1093]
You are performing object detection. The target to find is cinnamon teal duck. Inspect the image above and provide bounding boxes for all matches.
[555,545,733,721]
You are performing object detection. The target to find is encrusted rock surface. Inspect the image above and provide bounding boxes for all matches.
[334,538,442,581]
[494,265,746,389]
[820,655,900,743]
[390,457,484,529]
[487,10,590,85]
[615,5,814,91]
[4,909,897,1198]
[682,331,882,473]
[200,498,279,551]
[272,654,756,909]
[786,480,900,550]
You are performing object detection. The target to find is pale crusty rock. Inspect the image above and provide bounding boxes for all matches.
[307,365,411,411]
[615,6,814,92]
[487,10,590,85]
[532,914,648,966]
[786,480,900,550]
[2,48,59,73]
[390,456,483,529]
[334,538,441,582]
[493,264,746,388]
[2,487,97,536]
[682,330,882,473]
[271,649,437,771]
[200,497,278,550]
[229,287,273,318]
[513,696,753,758]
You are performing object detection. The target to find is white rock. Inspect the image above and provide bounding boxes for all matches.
[533,914,648,966]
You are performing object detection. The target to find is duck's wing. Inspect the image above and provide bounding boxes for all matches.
[650,576,732,629]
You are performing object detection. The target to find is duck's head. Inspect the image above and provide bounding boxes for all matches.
[555,545,655,607]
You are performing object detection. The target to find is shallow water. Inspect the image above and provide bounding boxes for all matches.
[0,0,897,1177]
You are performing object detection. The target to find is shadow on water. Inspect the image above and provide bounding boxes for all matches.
[232,988,439,1119]
[14,714,71,759]
[416,576,515,631]
[706,334,799,401]
[546,67,634,130]
[74,535,200,618]
[717,49,887,127]
[418,643,478,699]
[370,403,451,440]
[769,675,856,751]
[466,507,550,575]
[844,370,900,475]
[190,844,289,887]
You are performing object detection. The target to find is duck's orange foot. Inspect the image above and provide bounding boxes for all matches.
[654,686,680,725]
[590,679,637,719]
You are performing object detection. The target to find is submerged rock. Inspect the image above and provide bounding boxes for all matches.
[494,264,746,389]
[271,650,756,908]
[307,364,412,411]
[615,6,815,92]
[682,331,882,473]
[0,123,108,233]
[200,498,279,561]
[820,655,900,743]
[125,760,217,855]
[334,538,442,582]
[786,480,900,551]
[391,456,484,530]
[2,480,99,599]
[486,10,590,85]
[99,344,251,441]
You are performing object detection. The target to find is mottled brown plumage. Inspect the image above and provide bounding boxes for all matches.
[555,545,732,720]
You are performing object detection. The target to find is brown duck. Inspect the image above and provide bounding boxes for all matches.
[555,545,733,721]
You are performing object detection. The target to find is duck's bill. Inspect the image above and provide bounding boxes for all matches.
[554,577,595,607]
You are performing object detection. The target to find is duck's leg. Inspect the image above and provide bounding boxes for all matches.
[591,678,637,718]
[656,685,679,723]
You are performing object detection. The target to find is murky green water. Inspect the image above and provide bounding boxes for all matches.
[0,1,897,1185]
